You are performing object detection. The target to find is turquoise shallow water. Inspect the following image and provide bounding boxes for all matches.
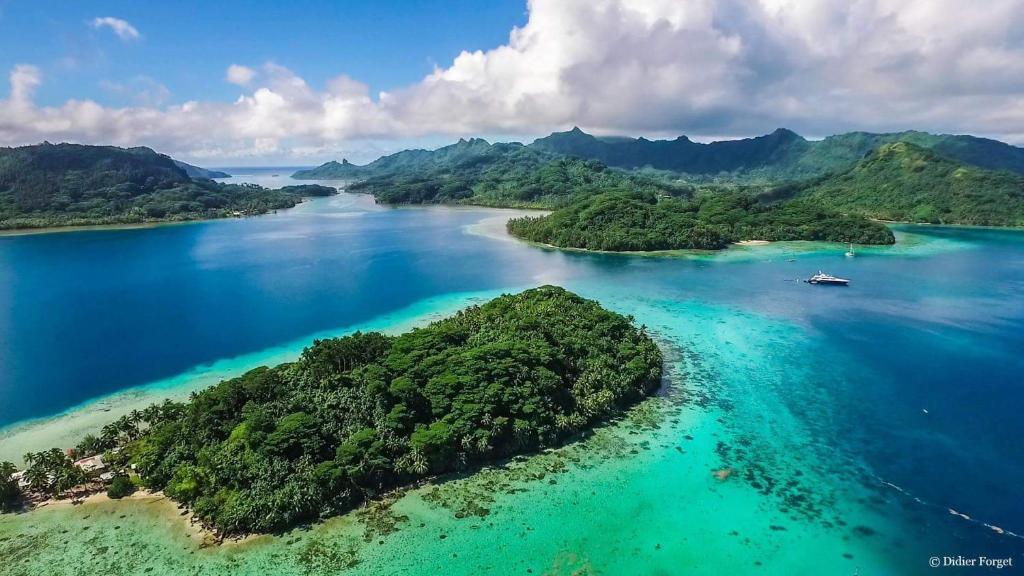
[1,194,1023,574]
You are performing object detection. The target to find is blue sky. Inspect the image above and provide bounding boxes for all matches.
[0,0,525,107]
[1,0,1023,165]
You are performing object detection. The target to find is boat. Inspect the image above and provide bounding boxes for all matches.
[806,271,850,286]
[845,243,856,257]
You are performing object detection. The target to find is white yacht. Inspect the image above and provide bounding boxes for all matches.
[806,271,850,286]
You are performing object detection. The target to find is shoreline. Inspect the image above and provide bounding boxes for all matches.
[16,377,679,550]
[0,219,206,237]
[0,193,332,238]
[30,488,255,547]
[1,214,986,464]
[0,286,514,465]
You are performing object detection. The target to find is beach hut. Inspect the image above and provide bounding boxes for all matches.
[73,454,107,473]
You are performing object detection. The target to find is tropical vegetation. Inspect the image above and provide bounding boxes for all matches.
[298,127,1024,186]
[6,287,661,534]
[0,143,336,229]
[20,449,88,496]
[343,140,686,208]
[0,462,19,511]
[106,476,136,499]
[780,142,1024,226]
[530,127,1024,182]
[507,190,894,251]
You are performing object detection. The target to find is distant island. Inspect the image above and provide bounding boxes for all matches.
[506,191,894,251]
[0,143,336,230]
[294,127,1024,252]
[2,287,662,535]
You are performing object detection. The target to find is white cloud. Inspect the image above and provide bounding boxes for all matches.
[2,0,1024,163]
[91,17,141,41]
[8,64,40,105]
[226,65,256,86]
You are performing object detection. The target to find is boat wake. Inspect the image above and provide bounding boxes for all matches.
[876,476,1024,541]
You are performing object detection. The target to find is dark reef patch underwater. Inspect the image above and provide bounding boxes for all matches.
[1,195,1023,574]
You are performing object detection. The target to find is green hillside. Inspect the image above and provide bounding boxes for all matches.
[298,127,1024,187]
[344,140,687,208]
[788,142,1024,226]
[0,143,333,229]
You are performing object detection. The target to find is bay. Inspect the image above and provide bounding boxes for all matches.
[1,185,1022,574]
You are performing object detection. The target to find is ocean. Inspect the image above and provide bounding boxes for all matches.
[1,181,1021,574]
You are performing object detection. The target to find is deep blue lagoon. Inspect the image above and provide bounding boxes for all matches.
[1,192,1022,573]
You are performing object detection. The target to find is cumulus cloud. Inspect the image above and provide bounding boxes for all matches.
[226,65,256,86]
[3,0,1024,162]
[90,16,141,41]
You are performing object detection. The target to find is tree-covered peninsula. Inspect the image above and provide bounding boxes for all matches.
[0,143,336,230]
[507,191,894,252]
[6,287,662,534]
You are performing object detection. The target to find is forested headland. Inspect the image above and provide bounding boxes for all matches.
[0,143,336,230]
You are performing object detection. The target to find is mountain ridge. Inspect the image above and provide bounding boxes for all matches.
[0,143,332,229]
[293,128,1024,183]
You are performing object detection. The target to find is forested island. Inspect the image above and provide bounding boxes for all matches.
[2,287,662,534]
[0,143,336,230]
[506,191,894,251]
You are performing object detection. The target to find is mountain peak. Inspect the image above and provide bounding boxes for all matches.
[768,128,804,141]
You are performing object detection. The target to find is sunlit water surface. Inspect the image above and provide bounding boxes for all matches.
[1,185,1022,575]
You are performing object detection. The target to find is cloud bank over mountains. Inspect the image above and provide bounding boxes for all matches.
[3,0,1024,162]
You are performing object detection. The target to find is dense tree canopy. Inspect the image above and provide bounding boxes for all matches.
[0,462,19,512]
[782,142,1024,226]
[79,287,660,534]
[0,143,336,229]
[507,191,894,252]
[21,449,87,496]
[345,141,687,209]
[106,476,136,500]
